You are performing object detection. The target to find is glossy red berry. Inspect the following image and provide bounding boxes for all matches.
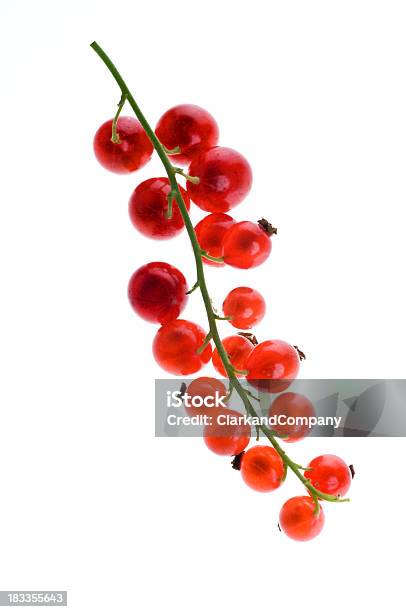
[222,287,266,329]
[153,319,212,375]
[93,117,153,174]
[268,393,315,442]
[187,147,253,213]
[128,262,188,325]
[246,340,300,393]
[155,104,219,165]
[304,455,352,497]
[128,177,190,240]
[212,335,253,377]
[222,221,271,269]
[279,496,325,541]
[204,409,250,456]
[194,213,235,266]
[240,446,284,492]
[185,377,228,417]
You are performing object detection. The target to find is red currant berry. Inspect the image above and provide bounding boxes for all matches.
[246,340,300,393]
[304,455,352,497]
[153,319,212,375]
[194,213,235,267]
[222,221,271,269]
[204,409,250,456]
[187,147,253,213]
[268,393,315,442]
[93,117,153,174]
[155,104,219,165]
[279,496,325,541]
[240,445,284,492]
[185,377,228,417]
[212,335,253,377]
[222,287,266,329]
[128,262,188,325]
[129,177,190,240]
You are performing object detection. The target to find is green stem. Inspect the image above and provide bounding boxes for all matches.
[244,388,261,402]
[164,145,181,155]
[111,93,126,143]
[165,190,176,220]
[197,331,213,355]
[90,41,349,507]
[186,280,200,295]
[201,250,224,264]
[173,167,200,184]
[233,368,249,376]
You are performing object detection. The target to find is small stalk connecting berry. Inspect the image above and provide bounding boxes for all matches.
[90,41,350,528]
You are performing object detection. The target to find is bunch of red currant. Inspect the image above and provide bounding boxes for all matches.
[92,41,352,542]
[94,105,286,379]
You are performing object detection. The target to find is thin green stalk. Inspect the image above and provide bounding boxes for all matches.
[90,41,349,508]
[173,167,200,184]
[201,250,224,264]
[111,93,126,143]
[197,332,213,355]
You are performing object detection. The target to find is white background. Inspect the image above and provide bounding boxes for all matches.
[0,1,405,609]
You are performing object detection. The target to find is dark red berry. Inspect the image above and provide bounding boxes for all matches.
[129,177,190,240]
[187,146,252,213]
[223,221,271,269]
[194,213,235,266]
[93,116,153,174]
[128,262,188,324]
[155,104,219,165]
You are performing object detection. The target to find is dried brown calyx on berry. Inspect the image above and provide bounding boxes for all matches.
[294,345,306,361]
[231,452,245,471]
[258,218,278,236]
[238,332,259,346]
